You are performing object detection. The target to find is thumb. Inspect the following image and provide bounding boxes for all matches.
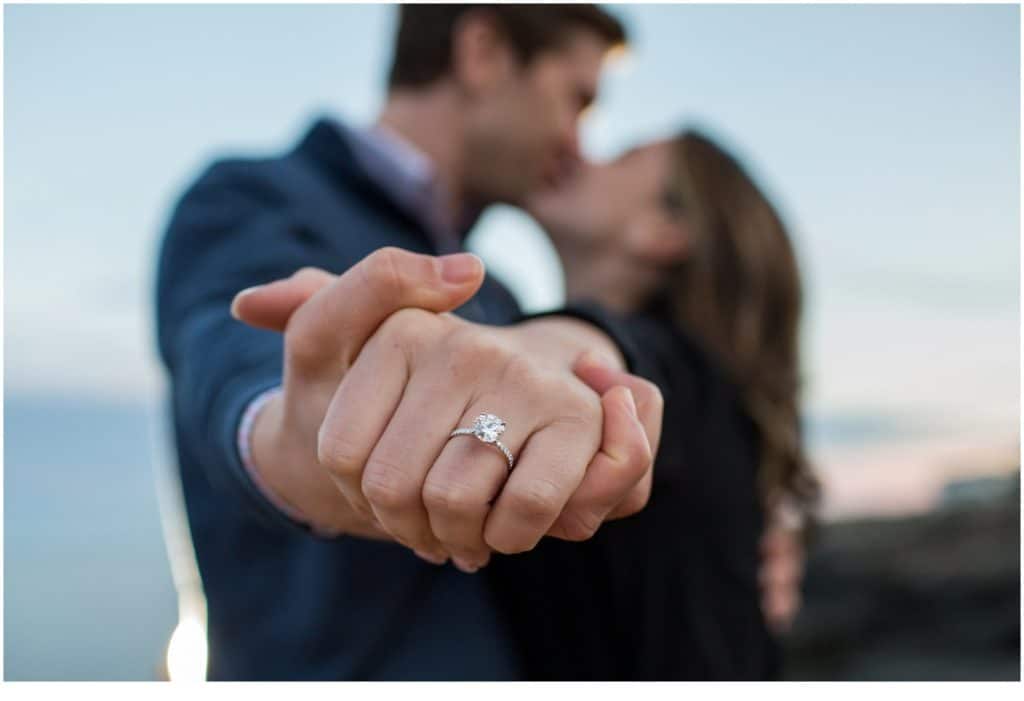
[233,247,484,373]
[231,267,336,332]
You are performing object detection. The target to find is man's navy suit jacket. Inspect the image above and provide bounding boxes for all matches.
[154,118,543,680]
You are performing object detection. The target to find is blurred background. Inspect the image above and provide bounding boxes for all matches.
[4,3,1019,680]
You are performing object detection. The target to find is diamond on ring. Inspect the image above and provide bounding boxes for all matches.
[449,413,515,471]
[472,413,506,443]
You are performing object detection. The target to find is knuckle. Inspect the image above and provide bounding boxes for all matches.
[448,326,509,370]
[483,525,533,555]
[361,457,416,510]
[317,431,363,480]
[285,327,320,368]
[377,306,432,343]
[285,313,330,369]
[558,507,602,542]
[403,529,439,553]
[506,476,563,524]
[625,428,654,475]
[422,477,481,520]
[547,372,603,417]
[639,379,664,414]
[361,246,406,297]
[499,352,543,389]
[485,535,525,556]
[373,308,443,363]
[619,483,651,517]
[549,387,603,443]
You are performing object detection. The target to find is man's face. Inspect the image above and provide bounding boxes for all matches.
[462,29,608,206]
[527,140,676,249]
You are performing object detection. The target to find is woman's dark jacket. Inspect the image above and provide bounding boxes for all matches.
[485,299,780,680]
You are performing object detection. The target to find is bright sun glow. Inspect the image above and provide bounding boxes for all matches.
[166,616,209,681]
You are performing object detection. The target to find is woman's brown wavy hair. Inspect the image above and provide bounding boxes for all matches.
[665,130,820,521]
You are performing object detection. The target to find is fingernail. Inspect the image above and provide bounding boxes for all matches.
[414,549,448,566]
[452,556,480,574]
[440,253,482,284]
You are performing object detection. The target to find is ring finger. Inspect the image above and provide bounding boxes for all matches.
[423,404,537,571]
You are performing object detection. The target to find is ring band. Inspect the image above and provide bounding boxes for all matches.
[449,413,515,471]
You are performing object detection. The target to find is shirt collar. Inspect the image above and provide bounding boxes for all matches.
[337,119,465,254]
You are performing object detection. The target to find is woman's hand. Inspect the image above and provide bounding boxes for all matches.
[759,519,806,633]
[233,248,661,571]
[316,306,648,569]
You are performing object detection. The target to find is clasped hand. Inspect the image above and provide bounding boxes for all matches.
[231,247,663,571]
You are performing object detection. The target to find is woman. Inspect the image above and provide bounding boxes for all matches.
[230,128,817,680]
[482,129,820,680]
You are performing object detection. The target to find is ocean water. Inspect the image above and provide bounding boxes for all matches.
[4,394,177,681]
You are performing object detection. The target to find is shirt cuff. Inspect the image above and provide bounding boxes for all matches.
[236,385,344,539]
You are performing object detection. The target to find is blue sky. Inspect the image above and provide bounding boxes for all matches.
[5,3,1019,450]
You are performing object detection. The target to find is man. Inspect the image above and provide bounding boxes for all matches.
[156,5,660,680]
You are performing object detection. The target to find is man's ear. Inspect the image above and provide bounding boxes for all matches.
[450,10,515,95]
[624,218,692,265]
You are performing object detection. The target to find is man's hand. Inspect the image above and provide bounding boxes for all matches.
[233,248,489,541]
[232,249,662,570]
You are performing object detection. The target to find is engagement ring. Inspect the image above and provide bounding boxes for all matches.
[448,413,515,471]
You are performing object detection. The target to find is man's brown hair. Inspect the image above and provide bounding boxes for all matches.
[387,4,627,90]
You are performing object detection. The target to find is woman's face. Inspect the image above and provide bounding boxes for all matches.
[526,139,689,265]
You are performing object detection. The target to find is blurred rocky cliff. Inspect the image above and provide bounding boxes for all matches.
[783,472,1020,680]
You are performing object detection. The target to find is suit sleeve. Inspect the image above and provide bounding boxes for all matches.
[154,161,336,537]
